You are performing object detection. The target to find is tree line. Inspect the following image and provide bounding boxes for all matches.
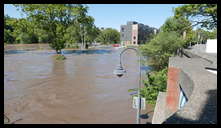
[138,4,217,105]
[4,4,120,53]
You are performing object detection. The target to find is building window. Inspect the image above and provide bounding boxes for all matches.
[122,34,124,37]
[133,36,136,40]
[133,41,136,44]
[178,85,188,109]
[121,28,124,32]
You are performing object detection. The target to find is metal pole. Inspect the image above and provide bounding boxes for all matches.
[119,48,141,124]
[137,53,141,124]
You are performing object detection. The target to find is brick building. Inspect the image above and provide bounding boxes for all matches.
[120,21,157,46]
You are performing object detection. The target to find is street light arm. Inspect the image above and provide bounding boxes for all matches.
[119,47,142,124]
[119,48,141,67]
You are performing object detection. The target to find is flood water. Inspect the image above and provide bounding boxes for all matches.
[4,45,153,124]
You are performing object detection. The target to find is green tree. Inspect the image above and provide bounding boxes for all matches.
[161,17,192,36]
[145,31,157,44]
[37,29,53,43]
[64,18,99,49]
[192,28,217,44]
[208,29,217,39]
[85,25,100,45]
[73,5,96,49]
[4,15,16,43]
[160,16,194,48]
[4,29,14,44]
[139,18,185,104]
[64,24,81,48]
[96,28,120,44]
[141,31,183,71]
[16,32,32,44]
[4,15,14,31]
[175,4,217,30]
[4,16,38,44]
[14,19,39,44]
[14,4,91,53]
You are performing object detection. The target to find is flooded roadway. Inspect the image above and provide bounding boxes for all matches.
[4,45,153,124]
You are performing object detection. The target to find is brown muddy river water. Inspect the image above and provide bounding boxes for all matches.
[4,45,153,124]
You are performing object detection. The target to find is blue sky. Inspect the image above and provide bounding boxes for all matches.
[4,4,183,31]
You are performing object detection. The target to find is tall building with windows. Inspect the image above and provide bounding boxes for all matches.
[120,21,157,46]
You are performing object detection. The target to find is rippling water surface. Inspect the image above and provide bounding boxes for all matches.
[4,45,153,124]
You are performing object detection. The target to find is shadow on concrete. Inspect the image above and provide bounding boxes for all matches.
[143,110,154,124]
[163,89,217,124]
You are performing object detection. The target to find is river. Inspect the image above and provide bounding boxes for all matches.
[4,44,153,124]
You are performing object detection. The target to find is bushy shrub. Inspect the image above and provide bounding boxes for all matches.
[128,68,168,105]
[16,33,32,44]
[140,31,184,70]
[29,33,38,43]
[49,39,65,54]
[141,68,168,105]
[4,29,15,44]
[55,54,66,60]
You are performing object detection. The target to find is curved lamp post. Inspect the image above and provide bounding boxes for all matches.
[113,47,141,124]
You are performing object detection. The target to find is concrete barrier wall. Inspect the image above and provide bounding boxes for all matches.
[178,70,194,99]
[152,58,195,124]
[206,39,217,53]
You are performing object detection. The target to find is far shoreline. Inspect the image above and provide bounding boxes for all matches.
[4,43,108,51]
